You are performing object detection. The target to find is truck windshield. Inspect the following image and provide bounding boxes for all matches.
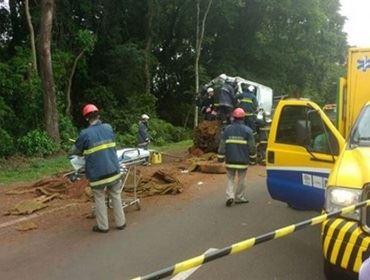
[350,105,370,147]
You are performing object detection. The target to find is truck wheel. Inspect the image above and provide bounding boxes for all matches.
[323,259,357,280]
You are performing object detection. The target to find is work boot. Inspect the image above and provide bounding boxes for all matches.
[226,198,234,207]
[116,224,126,230]
[92,225,109,233]
[235,198,249,204]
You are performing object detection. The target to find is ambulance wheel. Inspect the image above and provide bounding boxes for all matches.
[323,259,357,280]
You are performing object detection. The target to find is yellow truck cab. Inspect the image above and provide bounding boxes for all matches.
[266,47,370,279]
[323,102,370,279]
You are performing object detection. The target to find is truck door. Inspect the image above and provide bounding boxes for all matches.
[266,100,345,211]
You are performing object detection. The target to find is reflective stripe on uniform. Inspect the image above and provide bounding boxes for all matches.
[226,139,247,144]
[241,98,253,103]
[225,164,248,169]
[249,154,257,158]
[217,154,225,158]
[83,142,116,155]
[90,173,122,187]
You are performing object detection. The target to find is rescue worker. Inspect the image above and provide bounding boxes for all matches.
[138,114,150,149]
[218,108,257,207]
[201,87,216,121]
[255,109,271,165]
[217,77,237,124]
[69,104,126,233]
[237,84,258,138]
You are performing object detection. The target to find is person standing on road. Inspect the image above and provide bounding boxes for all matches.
[218,108,257,207]
[138,114,150,150]
[69,104,126,233]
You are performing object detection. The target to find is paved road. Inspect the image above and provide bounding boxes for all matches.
[0,166,326,280]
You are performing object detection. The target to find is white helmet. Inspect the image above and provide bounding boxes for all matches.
[141,114,150,120]
[207,87,214,93]
[248,85,255,92]
[219,74,227,81]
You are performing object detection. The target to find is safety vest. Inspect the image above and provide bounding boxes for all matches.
[237,91,258,116]
[218,120,257,169]
[75,121,121,188]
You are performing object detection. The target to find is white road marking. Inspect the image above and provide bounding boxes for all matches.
[170,248,218,280]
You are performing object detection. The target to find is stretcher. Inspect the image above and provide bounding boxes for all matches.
[117,148,150,210]
[67,147,150,213]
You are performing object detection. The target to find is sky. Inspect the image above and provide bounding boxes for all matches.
[340,0,370,47]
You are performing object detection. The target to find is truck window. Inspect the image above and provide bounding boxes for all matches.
[350,105,370,147]
[308,111,339,155]
[276,106,339,155]
[276,106,308,145]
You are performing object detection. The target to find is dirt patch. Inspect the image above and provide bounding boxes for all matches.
[0,149,219,229]
[192,120,222,153]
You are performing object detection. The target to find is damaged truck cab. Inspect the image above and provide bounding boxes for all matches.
[266,48,370,278]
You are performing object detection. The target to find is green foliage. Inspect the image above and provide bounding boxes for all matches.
[115,118,191,148]
[59,115,78,148]
[0,129,15,158]
[0,0,349,158]
[17,130,59,157]
[77,29,97,53]
[148,118,191,146]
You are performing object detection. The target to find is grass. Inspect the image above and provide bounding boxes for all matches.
[0,139,193,186]
[151,139,192,153]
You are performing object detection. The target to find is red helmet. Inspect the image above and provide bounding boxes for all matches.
[82,104,99,117]
[232,108,246,118]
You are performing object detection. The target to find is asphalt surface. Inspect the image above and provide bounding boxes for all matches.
[0,166,326,280]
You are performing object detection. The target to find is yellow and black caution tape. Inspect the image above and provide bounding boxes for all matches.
[131,199,370,280]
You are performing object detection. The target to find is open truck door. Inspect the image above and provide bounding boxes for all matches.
[266,100,345,211]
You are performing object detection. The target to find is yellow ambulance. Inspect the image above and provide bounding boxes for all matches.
[266,48,370,278]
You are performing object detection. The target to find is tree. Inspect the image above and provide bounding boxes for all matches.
[24,0,37,74]
[194,0,213,127]
[144,0,156,95]
[65,30,96,116]
[38,0,60,143]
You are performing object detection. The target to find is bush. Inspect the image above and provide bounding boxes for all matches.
[145,118,190,146]
[59,115,78,149]
[17,130,59,157]
[114,118,190,148]
[0,129,15,158]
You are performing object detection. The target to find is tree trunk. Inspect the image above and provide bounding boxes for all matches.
[194,0,213,128]
[38,0,60,143]
[194,1,200,128]
[144,0,156,95]
[25,0,38,74]
[66,49,85,116]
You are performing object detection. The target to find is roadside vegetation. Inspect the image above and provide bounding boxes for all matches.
[0,140,193,185]
[0,1,348,165]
